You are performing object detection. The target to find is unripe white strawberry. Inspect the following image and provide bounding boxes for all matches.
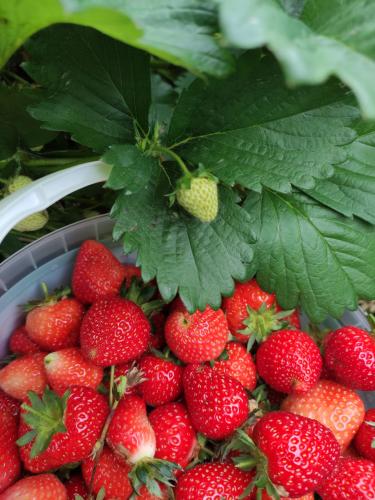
[176,176,218,223]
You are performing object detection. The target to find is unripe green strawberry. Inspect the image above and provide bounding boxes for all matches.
[177,176,218,223]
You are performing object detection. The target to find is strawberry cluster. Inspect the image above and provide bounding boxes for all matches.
[0,240,374,499]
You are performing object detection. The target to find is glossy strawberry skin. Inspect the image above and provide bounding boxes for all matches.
[0,353,47,401]
[0,473,68,500]
[175,462,254,499]
[282,379,365,451]
[183,364,249,440]
[64,473,88,500]
[44,347,103,395]
[354,408,375,461]
[317,457,375,499]
[0,390,20,419]
[165,306,228,363]
[138,354,183,407]
[256,329,322,394]
[324,326,375,391]
[19,386,109,473]
[80,296,150,366]
[9,326,40,355]
[72,240,126,304]
[253,411,340,497]
[26,298,84,351]
[212,342,257,390]
[149,402,197,472]
[0,408,20,493]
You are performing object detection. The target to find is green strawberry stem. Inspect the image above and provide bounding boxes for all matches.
[154,145,192,178]
[109,364,115,408]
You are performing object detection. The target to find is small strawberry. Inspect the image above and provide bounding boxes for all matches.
[211,342,257,390]
[0,473,67,499]
[80,296,150,366]
[324,326,375,390]
[149,402,197,472]
[175,462,254,499]
[64,473,88,500]
[8,326,40,355]
[137,353,183,407]
[354,409,375,462]
[183,364,249,439]
[0,353,47,400]
[282,379,365,451]
[317,457,375,499]
[176,174,218,223]
[0,407,20,493]
[18,386,108,473]
[165,306,228,363]
[256,329,322,394]
[72,240,126,304]
[44,348,103,395]
[0,390,20,419]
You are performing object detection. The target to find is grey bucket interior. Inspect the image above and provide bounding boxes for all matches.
[0,214,373,408]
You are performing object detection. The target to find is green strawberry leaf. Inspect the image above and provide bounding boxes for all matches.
[244,189,375,322]
[220,0,375,118]
[149,75,179,139]
[168,51,358,194]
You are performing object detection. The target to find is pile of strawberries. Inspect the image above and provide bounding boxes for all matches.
[0,240,374,499]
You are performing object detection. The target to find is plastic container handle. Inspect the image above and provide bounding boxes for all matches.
[0,160,111,244]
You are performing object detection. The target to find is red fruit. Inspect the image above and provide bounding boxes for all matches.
[64,473,88,500]
[82,446,132,499]
[175,462,254,499]
[107,395,156,463]
[26,297,84,351]
[212,342,257,390]
[324,326,375,390]
[8,326,40,355]
[168,296,186,314]
[317,457,375,499]
[44,348,103,395]
[260,492,313,500]
[0,473,67,499]
[183,364,249,439]
[0,390,20,419]
[149,402,197,471]
[165,306,228,363]
[123,263,142,288]
[72,240,126,304]
[0,408,20,493]
[275,304,301,330]
[252,411,340,497]
[80,296,150,366]
[256,329,322,394]
[0,353,47,400]
[282,379,365,451]
[19,386,108,473]
[354,408,375,462]
[138,354,183,407]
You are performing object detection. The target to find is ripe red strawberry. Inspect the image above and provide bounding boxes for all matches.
[8,326,40,355]
[0,473,68,499]
[0,408,20,493]
[44,347,103,395]
[212,342,257,390]
[324,326,375,390]
[282,379,365,451]
[64,473,88,500]
[251,411,340,497]
[80,296,150,366]
[183,364,249,439]
[256,329,322,394]
[72,240,126,304]
[26,296,84,351]
[18,386,108,473]
[165,306,228,363]
[0,390,20,419]
[138,354,183,407]
[354,408,375,461]
[317,457,375,499]
[149,402,197,472]
[0,353,47,400]
[123,262,142,288]
[175,462,254,499]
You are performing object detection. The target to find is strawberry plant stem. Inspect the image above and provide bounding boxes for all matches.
[155,146,191,177]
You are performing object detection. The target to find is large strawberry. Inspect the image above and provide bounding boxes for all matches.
[211,341,257,390]
[165,306,228,363]
[0,408,20,493]
[8,326,40,355]
[0,353,47,400]
[80,296,150,366]
[176,174,218,223]
[18,386,108,473]
[354,408,375,462]
[72,240,126,304]
[256,329,322,394]
[183,364,249,439]
[44,347,103,395]
[0,473,67,499]
[324,326,375,390]
[317,457,375,499]
[282,379,365,451]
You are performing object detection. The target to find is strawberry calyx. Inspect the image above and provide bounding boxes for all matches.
[121,277,165,318]
[128,457,181,498]
[148,346,183,366]
[24,282,71,312]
